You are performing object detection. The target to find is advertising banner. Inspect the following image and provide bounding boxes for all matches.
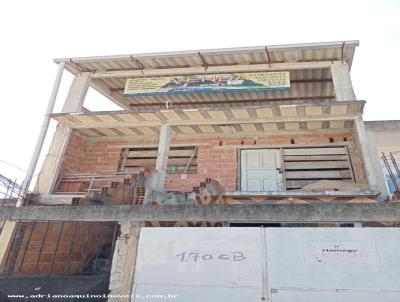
[124,71,290,97]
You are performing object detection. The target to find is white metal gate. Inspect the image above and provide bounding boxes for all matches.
[131,228,400,302]
[241,149,283,191]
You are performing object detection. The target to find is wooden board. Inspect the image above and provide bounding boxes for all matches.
[122,146,198,174]
[286,179,352,189]
[285,170,352,179]
[282,145,354,189]
[285,161,349,170]
[284,155,349,161]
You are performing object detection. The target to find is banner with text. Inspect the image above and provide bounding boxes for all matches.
[124,71,290,97]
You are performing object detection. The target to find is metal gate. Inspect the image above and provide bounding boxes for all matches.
[132,228,400,302]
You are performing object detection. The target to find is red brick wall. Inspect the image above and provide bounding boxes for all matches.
[78,140,123,174]
[60,132,87,174]
[59,131,366,193]
[166,139,237,191]
[4,221,115,276]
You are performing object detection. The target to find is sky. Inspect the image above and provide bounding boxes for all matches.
[0,0,399,186]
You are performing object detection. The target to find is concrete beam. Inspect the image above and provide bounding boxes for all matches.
[36,194,85,205]
[330,62,356,101]
[91,61,338,79]
[67,114,355,130]
[1,203,400,222]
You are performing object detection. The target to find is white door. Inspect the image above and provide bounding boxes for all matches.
[241,149,283,191]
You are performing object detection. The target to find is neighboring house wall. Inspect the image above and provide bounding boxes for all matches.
[366,121,400,153]
[366,120,400,195]
[55,130,366,193]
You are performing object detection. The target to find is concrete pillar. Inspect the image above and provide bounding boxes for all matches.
[34,124,72,194]
[61,73,91,113]
[354,116,388,200]
[109,222,141,302]
[34,73,91,194]
[330,62,356,101]
[150,125,172,192]
[0,221,17,272]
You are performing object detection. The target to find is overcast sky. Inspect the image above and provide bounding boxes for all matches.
[0,0,399,185]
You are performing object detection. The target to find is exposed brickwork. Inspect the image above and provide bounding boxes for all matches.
[79,141,124,174]
[60,132,87,174]
[58,131,366,193]
[3,221,115,276]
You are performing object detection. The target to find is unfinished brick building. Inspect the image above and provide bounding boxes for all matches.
[0,41,398,301]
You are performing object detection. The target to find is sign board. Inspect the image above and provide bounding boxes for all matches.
[124,71,290,97]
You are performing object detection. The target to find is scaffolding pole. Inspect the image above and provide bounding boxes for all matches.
[16,62,65,207]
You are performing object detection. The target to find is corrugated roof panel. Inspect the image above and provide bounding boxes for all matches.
[59,41,358,67]
[58,41,359,109]
[122,82,334,107]
[137,57,159,69]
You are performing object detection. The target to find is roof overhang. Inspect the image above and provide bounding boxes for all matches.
[54,41,359,110]
[54,40,359,67]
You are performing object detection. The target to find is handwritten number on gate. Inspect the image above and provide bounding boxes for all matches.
[176,251,246,262]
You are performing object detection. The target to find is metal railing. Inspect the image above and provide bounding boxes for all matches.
[0,174,23,206]
[382,152,400,195]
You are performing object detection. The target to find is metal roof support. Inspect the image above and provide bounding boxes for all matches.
[197,52,209,71]
[70,59,84,73]
[16,62,65,207]
[130,55,145,70]
[341,41,346,64]
[265,46,272,68]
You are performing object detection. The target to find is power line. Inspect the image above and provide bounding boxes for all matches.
[0,159,27,172]
[0,159,39,177]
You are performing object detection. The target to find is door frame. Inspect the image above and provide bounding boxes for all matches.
[238,148,285,192]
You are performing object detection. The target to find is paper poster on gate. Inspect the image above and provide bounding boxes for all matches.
[124,71,290,97]
[303,241,379,264]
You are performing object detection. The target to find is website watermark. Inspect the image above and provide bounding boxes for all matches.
[7,293,179,300]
